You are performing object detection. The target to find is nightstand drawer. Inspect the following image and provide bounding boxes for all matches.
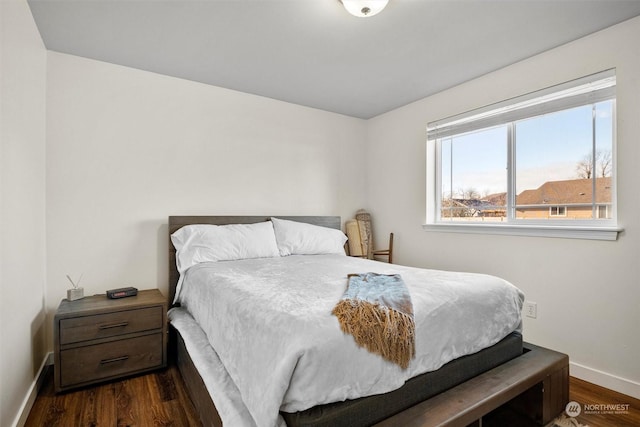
[59,332,163,388]
[60,306,162,345]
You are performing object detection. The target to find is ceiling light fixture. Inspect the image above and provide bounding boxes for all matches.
[340,0,389,18]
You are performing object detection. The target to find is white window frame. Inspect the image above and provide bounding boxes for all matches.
[424,70,622,241]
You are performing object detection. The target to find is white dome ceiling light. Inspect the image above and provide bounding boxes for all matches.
[340,0,389,18]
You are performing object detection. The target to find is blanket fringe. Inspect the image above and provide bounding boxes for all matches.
[332,299,415,369]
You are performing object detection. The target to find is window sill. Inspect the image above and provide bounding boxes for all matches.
[422,223,622,241]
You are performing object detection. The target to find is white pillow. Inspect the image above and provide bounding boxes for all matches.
[171,221,280,274]
[271,217,347,256]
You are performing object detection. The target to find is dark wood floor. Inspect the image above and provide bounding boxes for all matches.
[26,366,640,427]
[568,377,640,427]
[25,364,200,427]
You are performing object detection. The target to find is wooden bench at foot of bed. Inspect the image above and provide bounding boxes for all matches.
[374,342,569,427]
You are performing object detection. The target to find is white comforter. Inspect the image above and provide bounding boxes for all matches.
[174,254,524,427]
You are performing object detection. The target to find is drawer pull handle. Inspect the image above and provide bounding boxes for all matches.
[100,355,129,364]
[98,322,129,330]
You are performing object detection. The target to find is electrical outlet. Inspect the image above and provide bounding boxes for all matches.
[524,301,537,319]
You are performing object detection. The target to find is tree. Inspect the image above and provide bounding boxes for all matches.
[596,150,612,178]
[576,150,612,179]
[461,187,480,200]
[575,153,594,179]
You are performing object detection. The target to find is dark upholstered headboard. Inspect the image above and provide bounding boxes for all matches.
[168,216,341,306]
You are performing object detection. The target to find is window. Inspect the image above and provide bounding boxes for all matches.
[426,70,620,240]
[549,206,566,217]
[598,205,608,219]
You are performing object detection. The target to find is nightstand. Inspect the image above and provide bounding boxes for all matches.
[54,288,167,392]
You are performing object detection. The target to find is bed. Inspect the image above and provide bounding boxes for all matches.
[167,215,568,427]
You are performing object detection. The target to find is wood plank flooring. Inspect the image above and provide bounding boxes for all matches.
[25,367,640,427]
[568,377,640,427]
[25,363,200,427]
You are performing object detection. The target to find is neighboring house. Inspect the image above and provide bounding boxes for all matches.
[441,193,506,219]
[515,177,612,219]
[442,178,612,220]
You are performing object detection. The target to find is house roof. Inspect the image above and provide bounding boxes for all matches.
[516,177,612,206]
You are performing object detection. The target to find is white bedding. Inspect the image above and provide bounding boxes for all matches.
[173,254,524,427]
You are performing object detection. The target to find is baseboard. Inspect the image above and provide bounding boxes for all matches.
[11,352,53,427]
[570,361,640,400]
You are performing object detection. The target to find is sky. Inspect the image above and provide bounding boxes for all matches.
[440,100,613,199]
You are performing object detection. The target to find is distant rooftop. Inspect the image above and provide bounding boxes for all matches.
[516,177,612,206]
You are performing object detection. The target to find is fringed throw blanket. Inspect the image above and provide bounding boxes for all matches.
[332,272,415,369]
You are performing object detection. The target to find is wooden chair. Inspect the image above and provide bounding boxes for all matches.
[373,232,394,264]
[346,210,394,264]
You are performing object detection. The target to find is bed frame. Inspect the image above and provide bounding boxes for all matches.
[167,215,569,427]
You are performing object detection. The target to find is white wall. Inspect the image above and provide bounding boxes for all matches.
[0,1,47,425]
[45,52,368,347]
[6,7,639,423]
[366,16,640,397]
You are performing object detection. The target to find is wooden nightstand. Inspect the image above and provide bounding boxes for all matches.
[54,289,167,393]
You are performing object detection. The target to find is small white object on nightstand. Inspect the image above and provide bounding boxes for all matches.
[66,273,84,301]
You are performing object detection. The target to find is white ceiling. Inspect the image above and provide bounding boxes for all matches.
[28,0,640,119]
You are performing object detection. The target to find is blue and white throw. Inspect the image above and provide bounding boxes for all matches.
[332,272,415,369]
